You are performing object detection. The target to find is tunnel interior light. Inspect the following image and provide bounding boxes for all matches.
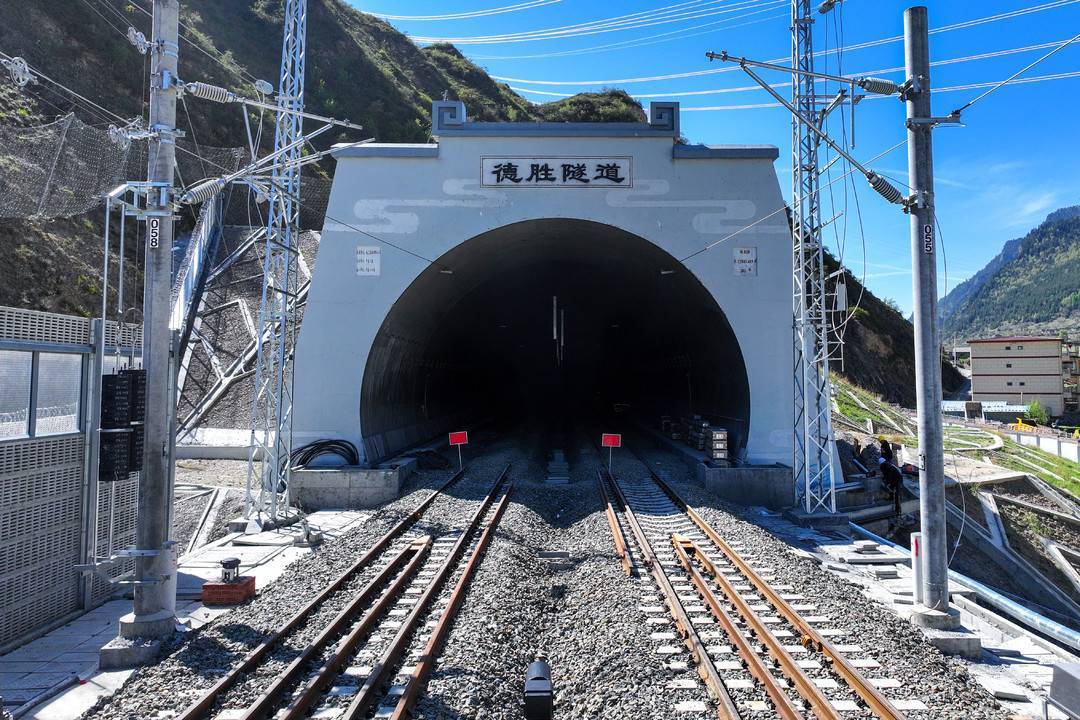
[660,269,675,275]
[439,267,454,274]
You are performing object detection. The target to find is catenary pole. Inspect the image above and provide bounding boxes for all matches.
[124,0,179,639]
[904,6,955,626]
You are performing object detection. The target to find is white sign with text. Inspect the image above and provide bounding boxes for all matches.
[734,246,757,276]
[356,246,381,276]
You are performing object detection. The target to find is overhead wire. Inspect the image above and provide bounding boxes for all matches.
[492,0,1080,84]
[367,0,562,21]
[471,8,787,60]
[509,38,1080,98]
[410,0,785,44]
[679,139,908,263]
[951,29,1080,115]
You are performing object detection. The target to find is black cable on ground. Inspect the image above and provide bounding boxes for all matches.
[286,439,361,471]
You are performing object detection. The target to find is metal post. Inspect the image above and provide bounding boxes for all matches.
[905,5,956,628]
[608,446,613,473]
[457,444,463,471]
[121,0,179,639]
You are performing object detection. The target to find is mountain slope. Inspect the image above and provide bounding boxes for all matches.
[940,205,1080,343]
[825,252,965,407]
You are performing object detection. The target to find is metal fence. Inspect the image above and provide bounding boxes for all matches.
[0,306,141,650]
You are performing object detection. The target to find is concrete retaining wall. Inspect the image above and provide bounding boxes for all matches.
[291,459,415,509]
[1009,431,1080,463]
[697,464,795,510]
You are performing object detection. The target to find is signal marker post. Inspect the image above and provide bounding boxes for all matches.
[601,433,621,472]
[449,431,469,470]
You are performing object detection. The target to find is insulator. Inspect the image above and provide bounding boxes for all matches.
[866,172,905,205]
[108,124,132,150]
[857,77,900,95]
[2,57,35,88]
[180,177,226,205]
[185,81,235,104]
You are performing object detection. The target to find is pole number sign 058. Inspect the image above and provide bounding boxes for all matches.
[148,217,160,250]
[922,223,934,254]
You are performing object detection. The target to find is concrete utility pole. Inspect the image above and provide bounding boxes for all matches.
[904,6,957,628]
[122,0,179,640]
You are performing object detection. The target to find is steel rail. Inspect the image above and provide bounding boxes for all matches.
[341,465,513,719]
[671,536,808,720]
[176,465,468,720]
[388,472,516,719]
[676,536,843,719]
[647,469,908,720]
[238,536,432,720]
[600,468,742,720]
[596,471,634,576]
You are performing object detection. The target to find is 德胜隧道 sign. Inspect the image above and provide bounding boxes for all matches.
[481,157,632,188]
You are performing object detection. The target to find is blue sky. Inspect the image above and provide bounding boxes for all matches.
[351,0,1080,314]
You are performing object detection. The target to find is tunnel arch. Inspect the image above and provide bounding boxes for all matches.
[358,218,751,461]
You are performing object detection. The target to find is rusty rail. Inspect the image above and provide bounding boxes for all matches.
[241,537,432,720]
[672,535,808,720]
[176,465,469,720]
[596,470,634,575]
[388,471,515,718]
[600,468,742,720]
[340,465,513,719]
[649,471,908,720]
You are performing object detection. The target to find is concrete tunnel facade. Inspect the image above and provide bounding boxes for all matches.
[293,101,795,466]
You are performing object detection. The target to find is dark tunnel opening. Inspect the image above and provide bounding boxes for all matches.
[359,219,750,461]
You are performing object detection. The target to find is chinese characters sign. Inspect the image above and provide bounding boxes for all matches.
[356,246,381,276]
[481,157,633,188]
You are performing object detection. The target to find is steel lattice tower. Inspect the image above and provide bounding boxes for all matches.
[245,0,307,521]
[791,0,838,513]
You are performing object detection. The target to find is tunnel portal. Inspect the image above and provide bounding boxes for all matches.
[293,100,794,466]
[360,219,751,457]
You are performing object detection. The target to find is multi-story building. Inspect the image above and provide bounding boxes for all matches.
[969,336,1069,416]
[1065,340,1079,413]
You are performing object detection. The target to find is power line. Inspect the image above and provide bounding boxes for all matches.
[0,49,128,123]
[679,139,909,262]
[508,38,1079,98]
[367,0,562,21]
[952,29,1080,115]
[472,9,788,61]
[410,0,784,44]
[679,70,1080,111]
[492,0,1080,85]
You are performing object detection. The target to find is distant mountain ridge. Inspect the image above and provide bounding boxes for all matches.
[940,205,1080,343]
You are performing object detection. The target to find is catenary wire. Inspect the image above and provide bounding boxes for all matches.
[491,0,1080,84]
[366,0,562,21]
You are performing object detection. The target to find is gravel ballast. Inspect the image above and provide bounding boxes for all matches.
[79,428,1013,720]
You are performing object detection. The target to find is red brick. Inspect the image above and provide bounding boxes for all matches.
[202,575,256,605]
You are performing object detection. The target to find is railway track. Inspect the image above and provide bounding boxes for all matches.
[598,448,919,719]
[177,463,513,720]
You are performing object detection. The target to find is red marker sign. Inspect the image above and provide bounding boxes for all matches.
[449,431,468,470]
[601,433,622,448]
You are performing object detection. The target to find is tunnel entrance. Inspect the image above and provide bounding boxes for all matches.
[359,219,750,460]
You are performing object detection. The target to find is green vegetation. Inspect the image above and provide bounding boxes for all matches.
[1026,401,1050,425]
[537,90,646,123]
[986,437,1080,499]
[940,206,1080,342]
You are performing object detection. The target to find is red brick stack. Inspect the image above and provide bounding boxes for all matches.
[202,575,256,605]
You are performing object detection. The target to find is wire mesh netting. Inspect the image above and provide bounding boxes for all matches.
[0,114,332,228]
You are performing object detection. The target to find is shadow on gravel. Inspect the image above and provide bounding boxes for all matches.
[170,626,259,675]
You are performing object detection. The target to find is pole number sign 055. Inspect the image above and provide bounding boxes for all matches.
[482,157,632,188]
[922,223,934,254]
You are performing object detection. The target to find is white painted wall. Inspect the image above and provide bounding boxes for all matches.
[294,121,794,465]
